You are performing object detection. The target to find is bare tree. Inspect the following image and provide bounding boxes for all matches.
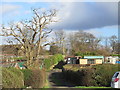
[0,8,57,66]
[109,35,118,54]
[68,30,101,55]
[54,30,66,55]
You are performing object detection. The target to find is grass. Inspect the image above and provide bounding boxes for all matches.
[10,57,26,61]
[75,86,112,88]
[43,77,50,88]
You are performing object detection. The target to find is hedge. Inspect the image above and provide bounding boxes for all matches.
[63,64,120,87]
[75,52,97,57]
[2,67,46,88]
[2,67,24,88]
[20,69,32,87]
[21,69,46,88]
[30,69,46,88]
[44,54,63,70]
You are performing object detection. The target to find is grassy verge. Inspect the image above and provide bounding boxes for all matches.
[75,86,111,88]
[43,79,50,88]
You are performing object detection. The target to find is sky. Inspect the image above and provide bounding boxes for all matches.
[0,0,119,45]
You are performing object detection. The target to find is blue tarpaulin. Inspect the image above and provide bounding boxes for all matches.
[116,61,120,64]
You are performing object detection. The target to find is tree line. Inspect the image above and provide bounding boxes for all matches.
[50,30,119,56]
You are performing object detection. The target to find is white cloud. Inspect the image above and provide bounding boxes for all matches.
[84,29,101,36]
[0,4,21,14]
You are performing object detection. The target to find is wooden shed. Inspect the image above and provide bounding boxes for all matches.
[79,56,104,65]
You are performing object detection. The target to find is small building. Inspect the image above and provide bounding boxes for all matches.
[105,56,119,64]
[79,59,88,64]
[79,56,104,65]
[65,56,79,64]
[65,56,104,65]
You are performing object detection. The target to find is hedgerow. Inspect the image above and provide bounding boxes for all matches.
[2,67,24,88]
[63,64,120,87]
[44,54,63,70]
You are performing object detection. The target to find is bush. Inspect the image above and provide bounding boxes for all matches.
[30,69,46,88]
[63,64,120,87]
[75,52,97,57]
[21,69,46,88]
[44,54,63,70]
[92,64,120,86]
[10,57,26,61]
[20,69,32,87]
[2,67,24,88]
[2,67,46,88]
[63,65,94,86]
[44,58,52,70]
[110,54,120,57]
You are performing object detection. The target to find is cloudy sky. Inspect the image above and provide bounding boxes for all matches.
[0,0,118,43]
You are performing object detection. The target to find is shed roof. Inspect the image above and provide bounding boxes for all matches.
[84,56,104,59]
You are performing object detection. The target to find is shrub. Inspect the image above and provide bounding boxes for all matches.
[44,54,63,70]
[75,52,97,57]
[21,69,46,88]
[10,57,26,61]
[2,67,46,88]
[110,54,120,57]
[30,69,46,88]
[63,64,120,87]
[2,67,24,88]
[20,69,32,87]
[63,65,94,86]
[44,59,52,70]
[92,64,120,86]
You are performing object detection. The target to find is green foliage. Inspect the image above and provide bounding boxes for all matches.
[110,54,120,57]
[21,69,46,88]
[2,67,46,88]
[44,54,63,70]
[75,52,97,57]
[75,86,111,88]
[10,57,26,61]
[92,64,119,86]
[44,58,52,70]
[20,69,32,86]
[63,64,120,87]
[2,67,24,88]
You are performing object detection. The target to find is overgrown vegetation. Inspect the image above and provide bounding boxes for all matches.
[63,64,120,87]
[10,57,26,61]
[21,69,46,88]
[2,67,46,88]
[44,54,63,70]
[75,86,111,88]
[20,69,32,87]
[75,52,97,57]
[30,69,46,88]
[2,68,24,88]
[110,54,120,57]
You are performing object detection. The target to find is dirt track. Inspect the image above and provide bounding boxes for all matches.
[47,69,75,88]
